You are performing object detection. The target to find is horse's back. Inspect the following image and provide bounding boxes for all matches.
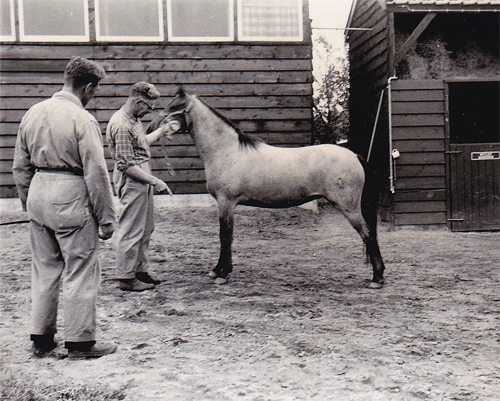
[258,143,363,176]
[208,142,364,207]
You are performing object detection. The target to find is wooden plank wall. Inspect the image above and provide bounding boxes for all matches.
[347,0,389,163]
[0,43,313,197]
[391,79,447,226]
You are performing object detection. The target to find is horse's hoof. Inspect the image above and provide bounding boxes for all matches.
[367,281,383,289]
[215,276,229,285]
[208,271,218,278]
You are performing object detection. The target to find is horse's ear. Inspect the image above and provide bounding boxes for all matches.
[176,86,186,98]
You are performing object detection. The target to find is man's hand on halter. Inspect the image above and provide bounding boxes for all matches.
[161,119,181,141]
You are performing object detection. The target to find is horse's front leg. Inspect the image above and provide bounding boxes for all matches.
[209,198,236,285]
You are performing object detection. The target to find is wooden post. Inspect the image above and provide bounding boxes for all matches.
[88,0,96,42]
[394,13,437,67]
[388,12,396,76]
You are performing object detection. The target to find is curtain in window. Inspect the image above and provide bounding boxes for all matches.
[240,0,301,38]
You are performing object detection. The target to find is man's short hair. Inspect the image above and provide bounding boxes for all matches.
[130,82,160,100]
[64,57,106,88]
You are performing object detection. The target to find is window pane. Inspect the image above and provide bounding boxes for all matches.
[96,0,163,41]
[20,0,88,40]
[0,0,15,40]
[168,0,233,41]
[239,0,303,41]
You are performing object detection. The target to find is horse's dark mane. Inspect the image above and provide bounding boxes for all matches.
[197,97,261,149]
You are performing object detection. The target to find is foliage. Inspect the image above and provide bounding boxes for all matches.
[313,37,350,145]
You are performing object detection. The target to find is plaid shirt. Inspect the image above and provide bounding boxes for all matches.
[106,108,150,172]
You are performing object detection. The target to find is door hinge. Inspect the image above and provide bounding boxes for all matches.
[445,151,463,154]
[447,218,464,222]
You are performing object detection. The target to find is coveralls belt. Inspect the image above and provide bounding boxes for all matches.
[36,167,84,176]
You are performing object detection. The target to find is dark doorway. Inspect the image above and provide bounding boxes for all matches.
[448,81,500,144]
[447,81,500,231]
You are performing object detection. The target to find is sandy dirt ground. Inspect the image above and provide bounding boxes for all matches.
[0,202,499,401]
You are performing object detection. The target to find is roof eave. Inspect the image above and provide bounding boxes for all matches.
[345,0,359,39]
[387,4,500,12]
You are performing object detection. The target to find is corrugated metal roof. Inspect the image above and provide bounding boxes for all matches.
[387,1,500,5]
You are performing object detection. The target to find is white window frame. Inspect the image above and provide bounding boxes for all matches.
[237,0,303,42]
[0,0,15,41]
[166,0,234,42]
[95,0,164,42]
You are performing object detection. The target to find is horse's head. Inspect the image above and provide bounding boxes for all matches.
[146,86,192,134]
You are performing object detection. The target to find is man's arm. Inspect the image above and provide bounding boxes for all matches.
[79,118,116,227]
[111,125,172,194]
[145,119,180,146]
[12,120,35,211]
[125,166,172,195]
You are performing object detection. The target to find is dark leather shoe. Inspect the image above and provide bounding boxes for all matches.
[67,342,117,359]
[119,279,154,292]
[136,272,161,285]
[32,342,57,357]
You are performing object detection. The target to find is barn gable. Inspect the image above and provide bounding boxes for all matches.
[347,0,500,230]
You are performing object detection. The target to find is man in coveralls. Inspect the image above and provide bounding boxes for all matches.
[107,82,179,292]
[13,57,117,359]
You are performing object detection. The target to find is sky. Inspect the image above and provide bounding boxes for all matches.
[309,0,354,52]
[309,0,354,79]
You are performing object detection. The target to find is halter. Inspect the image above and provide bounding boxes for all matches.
[164,96,193,119]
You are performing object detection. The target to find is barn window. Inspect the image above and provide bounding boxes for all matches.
[237,0,303,41]
[95,0,164,42]
[19,0,89,42]
[167,0,234,42]
[0,0,15,41]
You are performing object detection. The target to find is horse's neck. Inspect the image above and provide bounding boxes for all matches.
[190,99,238,163]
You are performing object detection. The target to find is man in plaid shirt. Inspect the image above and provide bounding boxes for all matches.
[107,82,179,292]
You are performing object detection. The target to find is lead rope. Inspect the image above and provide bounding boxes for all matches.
[159,114,175,177]
[158,100,193,176]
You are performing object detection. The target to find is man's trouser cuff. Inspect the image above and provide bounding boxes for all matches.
[65,340,97,351]
[30,333,55,347]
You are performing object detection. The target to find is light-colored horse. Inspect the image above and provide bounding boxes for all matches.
[148,88,385,288]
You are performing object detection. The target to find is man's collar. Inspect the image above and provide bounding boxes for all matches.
[121,106,138,123]
[53,91,84,108]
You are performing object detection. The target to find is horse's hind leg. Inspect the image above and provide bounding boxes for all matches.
[209,197,236,284]
[338,209,385,288]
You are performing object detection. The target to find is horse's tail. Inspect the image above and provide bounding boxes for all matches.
[357,155,380,242]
